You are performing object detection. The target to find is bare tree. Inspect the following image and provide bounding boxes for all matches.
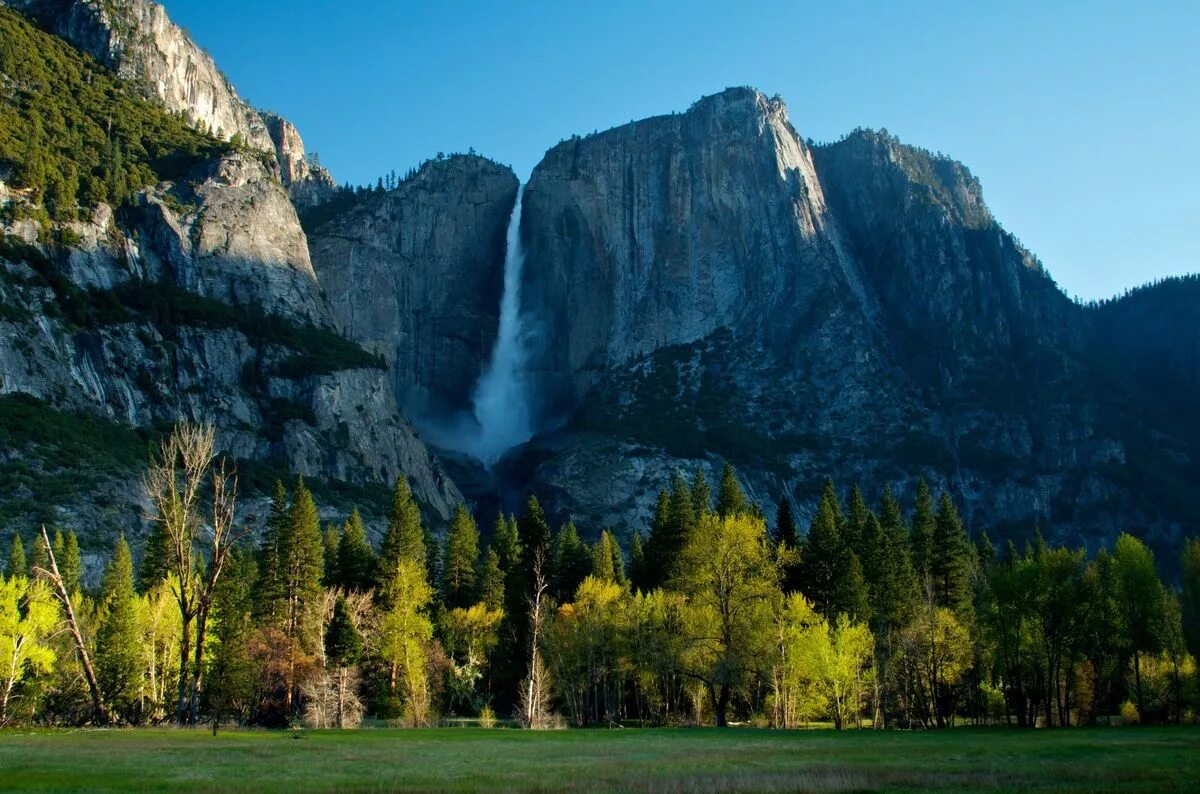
[518,547,554,729]
[34,525,109,725]
[144,422,248,725]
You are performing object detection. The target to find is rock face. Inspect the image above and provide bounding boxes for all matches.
[522,88,873,415]
[139,152,330,323]
[309,156,519,417]
[7,0,273,150]
[511,87,1198,556]
[0,2,465,540]
[262,112,337,209]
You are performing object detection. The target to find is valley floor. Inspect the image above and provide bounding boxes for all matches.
[0,725,1197,792]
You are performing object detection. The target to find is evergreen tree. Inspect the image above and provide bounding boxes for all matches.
[910,479,936,585]
[206,548,258,730]
[442,505,480,609]
[519,495,552,581]
[1183,537,1200,658]
[337,508,376,591]
[691,468,713,519]
[775,495,799,549]
[629,529,648,592]
[95,536,140,721]
[325,596,363,668]
[479,547,505,612]
[5,534,24,579]
[668,473,696,550]
[253,480,290,622]
[379,477,426,584]
[51,530,81,593]
[552,521,590,601]
[799,479,866,621]
[138,502,170,591]
[323,523,341,587]
[931,492,972,616]
[591,530,624,583]
[26,531,48,579]
[844,485,870,557]
[491,513,521,578]
[643,488,673,588]
[716,463,749,519]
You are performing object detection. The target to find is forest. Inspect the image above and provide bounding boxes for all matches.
[2,422,1197,732]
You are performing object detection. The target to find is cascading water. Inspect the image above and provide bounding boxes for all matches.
[468,184,533,465]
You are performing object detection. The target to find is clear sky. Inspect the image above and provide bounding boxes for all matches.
[163,0,1198,301]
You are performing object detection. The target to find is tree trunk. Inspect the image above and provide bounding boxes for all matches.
[714,684,730,727]
[176,617,191,725]
[189,608,210,724]
[1133,649,1144,721]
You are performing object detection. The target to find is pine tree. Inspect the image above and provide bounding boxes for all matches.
[26,531,48,578]
[844,485,870,557]
[5,534,24,579]
[479,547,505,612]
[716,463,749,519]
[910,479,935,584]
[325,596,363,668]
[96,536,140,721]
[379,477,425,585]
[337,508,376,591]
[931,492,972,615]
[206,548,258,731]
[591,530,624,583]
[276,477,326,716]
[323,523,341,587]
[50,530,82,593]
[643,489,673,588]
[519,496,552,582]
[442,505,479,609]
[253,480,290,622]
[796,479,854,623]
[691,468,713,519]
[138,519,171,592]
[669,473,695,542]
[551,521,590,601]
[775,495,799,548]
[629,529,647,592]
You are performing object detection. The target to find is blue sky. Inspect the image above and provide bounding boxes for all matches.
[164,0,1198,301]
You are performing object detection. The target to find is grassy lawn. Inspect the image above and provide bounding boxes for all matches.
[0,726,1196,793]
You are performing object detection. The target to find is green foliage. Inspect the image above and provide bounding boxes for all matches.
[0,392,153,529]
[5,533,25,579]
[551,521,590,601]
[0,7,230,220]
[715,463,748,519]
[931,492,972,617]
[336,508,375,592]
[325,596,363,668]
[442,505,479,609]
[95,536,139,721]
[378,477,426,588]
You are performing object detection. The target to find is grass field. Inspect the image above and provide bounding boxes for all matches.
[0,726,1197,792]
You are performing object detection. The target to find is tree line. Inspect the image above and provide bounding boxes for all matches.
[2,424,1198,730]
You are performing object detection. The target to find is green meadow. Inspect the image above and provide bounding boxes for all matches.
[1,726,1197,793]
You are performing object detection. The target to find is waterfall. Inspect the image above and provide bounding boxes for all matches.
[469,184,533,465]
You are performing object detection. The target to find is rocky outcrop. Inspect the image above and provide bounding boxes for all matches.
[138,152,331,323]
[0,203,462,537]
[7,0,273,150]
[309,155,518,416]
[262,112,337,208]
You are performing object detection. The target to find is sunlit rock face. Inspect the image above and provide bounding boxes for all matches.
[8,0,273,149]
[508,87,1196,557]
[309,155,519,418]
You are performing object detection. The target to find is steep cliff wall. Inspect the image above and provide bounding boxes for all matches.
[309,156,518,416]
[509,88,1196,553]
